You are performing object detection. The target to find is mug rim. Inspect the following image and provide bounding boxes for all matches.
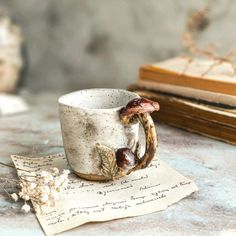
[58,88,139,112]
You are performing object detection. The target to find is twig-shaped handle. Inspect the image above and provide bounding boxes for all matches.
[119,98,159,172]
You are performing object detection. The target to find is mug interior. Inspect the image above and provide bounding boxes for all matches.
[58,88,139,110]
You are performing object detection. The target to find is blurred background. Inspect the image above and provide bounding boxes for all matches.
[0,0,235,94]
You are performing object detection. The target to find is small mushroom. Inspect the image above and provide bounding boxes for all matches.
[119,97,159,171]
[116,148,137,170]
[120,98,160,117]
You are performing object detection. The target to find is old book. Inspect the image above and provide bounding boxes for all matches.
[139,57,236,102]
[135,80,236,107]
[129,86,236,145]
[153,109,236,145]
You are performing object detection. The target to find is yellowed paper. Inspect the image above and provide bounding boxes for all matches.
[11,154,198,236]
[154,57,235,81]
[137,80,236,107]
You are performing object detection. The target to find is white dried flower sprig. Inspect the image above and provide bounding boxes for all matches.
[10,192,19,202]
[10,167,70,213]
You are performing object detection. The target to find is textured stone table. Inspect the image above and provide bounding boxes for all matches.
[0,93,235,236]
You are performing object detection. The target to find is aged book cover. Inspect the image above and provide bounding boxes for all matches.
[140,57,236,96]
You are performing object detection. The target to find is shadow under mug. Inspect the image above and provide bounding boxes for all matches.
[58,89,159,181]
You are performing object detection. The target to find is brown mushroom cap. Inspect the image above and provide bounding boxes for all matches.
[120,98,160,116]
[116,147,137,170]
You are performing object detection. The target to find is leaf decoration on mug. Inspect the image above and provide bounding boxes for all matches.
[96,143,119,180]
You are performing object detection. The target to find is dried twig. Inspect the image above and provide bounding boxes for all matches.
[182,6,236,76]
[0,161,15,169]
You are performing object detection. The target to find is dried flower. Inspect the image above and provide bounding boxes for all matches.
[9,167,70,214]
[40,171,49,178]
[34,204,40,214]
[62,170,70,175]
[21,203,31,213]
[186,7,209,33]
[51,167,59,175]
[18,191,24,198]
[51,190,59,200]
[40,194,49,203]
[23,194,30,201]
[29,182,37,189]
[10,193,18,202]
[182,6,236,76]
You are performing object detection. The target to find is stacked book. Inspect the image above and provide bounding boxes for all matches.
[129,57,236,145]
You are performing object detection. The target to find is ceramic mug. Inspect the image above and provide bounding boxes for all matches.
[58,89,159,181]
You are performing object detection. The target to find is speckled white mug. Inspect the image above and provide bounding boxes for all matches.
[59,89,159,181]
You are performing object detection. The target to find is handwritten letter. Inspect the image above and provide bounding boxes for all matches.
[11,154,198,235]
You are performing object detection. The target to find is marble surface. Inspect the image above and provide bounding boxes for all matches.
[0,93,236,236]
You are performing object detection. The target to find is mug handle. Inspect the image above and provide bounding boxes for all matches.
[119,98,159,172]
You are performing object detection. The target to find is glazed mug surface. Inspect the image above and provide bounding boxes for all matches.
[58,88,159,181]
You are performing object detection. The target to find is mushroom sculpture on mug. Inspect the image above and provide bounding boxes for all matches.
[96,98,160,181]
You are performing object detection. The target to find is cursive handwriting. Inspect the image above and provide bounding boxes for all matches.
[11,153,198,236]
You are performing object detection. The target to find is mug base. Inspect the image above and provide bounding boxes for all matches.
[73,170,111,182]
